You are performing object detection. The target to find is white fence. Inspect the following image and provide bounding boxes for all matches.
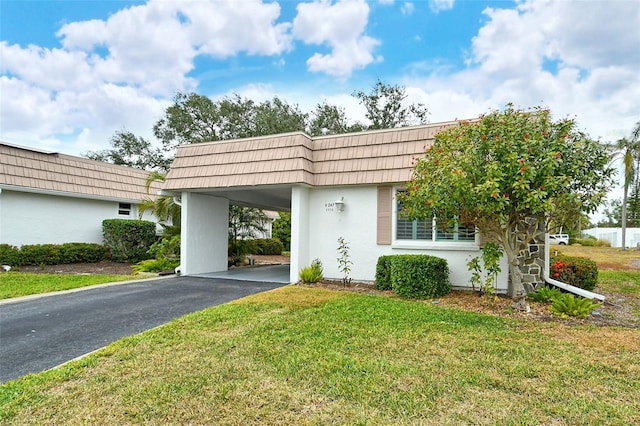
[583,227,640,249]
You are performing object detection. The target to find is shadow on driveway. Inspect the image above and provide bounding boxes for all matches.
[0,276,286,383]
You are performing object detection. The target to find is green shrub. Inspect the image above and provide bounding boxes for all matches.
[549,293,602,318]
[550,255,598,291]
[255,238,284,255]
[272,212,291,251]
[299,259,323,283]
[133,258,180,273]
[390,254,451,299]
[593,239,611,247]
[572,237,596,246]
[148,235,180,261]
[18,244,63,265]
[527,286,563,303]
[58,243,110,263]
[103,219,156,263]
[375,255,393,290]
[0,244,20,266]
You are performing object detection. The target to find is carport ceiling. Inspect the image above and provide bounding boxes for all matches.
[190,185,293,212]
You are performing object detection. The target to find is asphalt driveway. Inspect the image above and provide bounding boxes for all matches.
[0,276,285,383]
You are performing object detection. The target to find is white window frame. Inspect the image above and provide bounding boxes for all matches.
[392,187,479,250]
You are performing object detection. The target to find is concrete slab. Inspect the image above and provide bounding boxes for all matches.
[192,264,291,283]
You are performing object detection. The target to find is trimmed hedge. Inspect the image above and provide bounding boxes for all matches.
[0,244,21,266]
[254,238,284,255]
[375,255,393,290]
[103,219,156,263]
[550,255,598,291]
[376,254,451,299]
[232,238,285,256]
[0,243,110,266]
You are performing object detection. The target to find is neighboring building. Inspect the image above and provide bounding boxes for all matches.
[584,227,640,249]
[0,142,160,246]
[162,121,527,291]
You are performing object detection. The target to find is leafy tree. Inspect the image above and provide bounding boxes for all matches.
[308,101,364,136]
[352,79,429,130]
[272,212,291,251]
[153,92,220,152]
[84,130,171,172]
[399,105,614,310]
[228,206,268,261]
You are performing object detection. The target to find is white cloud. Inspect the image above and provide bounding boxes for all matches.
[403,0,639,143]
[401,2,415,15]
[292,0,380,78]
[429,0,455,13]
[0,0,295,154]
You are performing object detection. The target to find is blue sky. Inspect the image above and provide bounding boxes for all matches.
[1,0,638,171]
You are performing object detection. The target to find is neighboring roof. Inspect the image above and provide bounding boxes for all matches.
[0,142,161,202]
[164,120,462,191]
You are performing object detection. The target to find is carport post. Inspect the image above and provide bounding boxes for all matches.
[180,192,229,275]
[290,185,311,283]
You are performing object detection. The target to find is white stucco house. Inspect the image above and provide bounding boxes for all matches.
[162,121,513,291]
[0,142,160,246]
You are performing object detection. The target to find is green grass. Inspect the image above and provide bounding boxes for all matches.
[2,286,638,425]
[0,272,137,300]
[598,270,640,296]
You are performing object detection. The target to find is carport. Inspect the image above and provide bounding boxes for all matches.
[162,132,316,284]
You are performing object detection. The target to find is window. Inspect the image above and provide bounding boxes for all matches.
[118,203,132,216]
[395,192,475,243]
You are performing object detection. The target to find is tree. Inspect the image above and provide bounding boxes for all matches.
[612,120,640,249]
[272,212,292,251]
[138,171,181,227]
[399,105,614,310]
[228,206,268,262]
[352,79,429,130]
[84,130,171,172]
[308,102,364,136]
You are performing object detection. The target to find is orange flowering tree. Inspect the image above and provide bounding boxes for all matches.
[399,105,614,310]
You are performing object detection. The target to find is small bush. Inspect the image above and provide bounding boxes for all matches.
[550,255,598,291]
[593,239,611,247]
[390,254,451,299]
[0,244,20,266]
[299,259,323,283]
[375,256,393,290]
[18,244,63,265]
[103,219,156,263]
[549,293,602,318]
[527,286,563,303]
[148,235,180,261]
[133,258,180,273]
[255,238,284,255]
[572,237,597,246]
[59,243,110,263]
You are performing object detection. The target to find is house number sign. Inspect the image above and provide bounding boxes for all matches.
[324,202,335,212]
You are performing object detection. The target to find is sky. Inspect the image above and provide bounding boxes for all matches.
[1,0,639,207]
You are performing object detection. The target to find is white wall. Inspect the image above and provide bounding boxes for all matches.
[180,192,229,275]
[301,186,509,291]
[0,189,153,246]
[584,227,640,248]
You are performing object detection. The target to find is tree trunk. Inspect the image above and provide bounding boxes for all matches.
[503,229,531,312]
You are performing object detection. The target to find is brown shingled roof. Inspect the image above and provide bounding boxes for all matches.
[0,142,160,202]
[164,121,460,191]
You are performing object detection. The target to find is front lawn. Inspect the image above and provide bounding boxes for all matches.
[0,272,137,300]
[2,286,638,424]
